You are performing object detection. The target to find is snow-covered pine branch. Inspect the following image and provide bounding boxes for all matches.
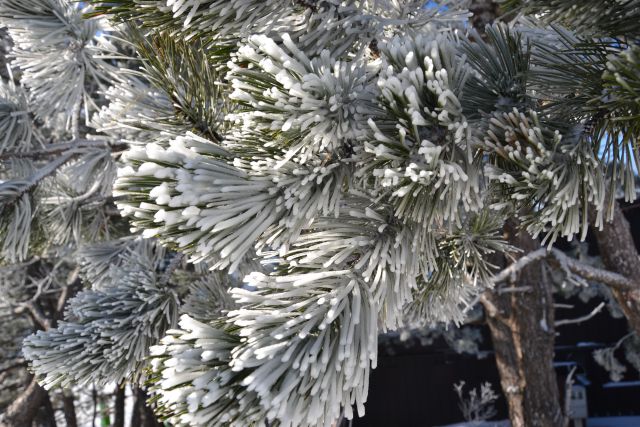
[23,241,180,388]
[362,32,481,228]
[0,0,116,132]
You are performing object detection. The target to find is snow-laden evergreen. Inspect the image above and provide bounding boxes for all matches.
[0,0,637,425]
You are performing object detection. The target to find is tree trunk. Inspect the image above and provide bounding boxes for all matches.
[0,377,47,427]
[130,386,142,427]
[139,388,161,427]
[594,202,640,334]
[62,391,78,427]
[481,224,564,427]
[113,386,126,427]
[36,391,57,427]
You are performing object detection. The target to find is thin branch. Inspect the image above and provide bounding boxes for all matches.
[14,302,51,330]
[555,302,606,327]
[0,359,26,375]
[549,248,638,293]
[554,303,575,309]
[0,139,127,160]
[612,332,635,351]
[479,292,499,318]
[563,365,578,427]
[490,248,547,284]
[1,376,48,426]
[489,247,638,293]
[497,286,532,294]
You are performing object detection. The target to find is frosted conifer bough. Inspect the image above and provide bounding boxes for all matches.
[92,75,183,147]
[150,266,378,427]
[362,33,482,228]
[278,204,424,330]
[8,0,637,426]
[405,212,510,326]
[229,270,377,427]
[150,316,266,427]
[163,0,458,57]
[0,75,34,154]
[0,151,78,263]
[0,179,33,262]
[0,0,116,130]
[165,0,291,36]
[484,109,606,244]
[114,132,349,272]
[228,33,376,164]
[406,271,482,326]
[181,273,237,321]
[23,241,180,388]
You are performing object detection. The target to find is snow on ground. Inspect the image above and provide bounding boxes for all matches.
[439,417,640,427]
[587,417,640,427]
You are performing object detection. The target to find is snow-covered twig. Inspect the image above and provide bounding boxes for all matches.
[489,247,638,293]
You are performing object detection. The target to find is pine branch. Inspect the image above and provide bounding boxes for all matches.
[23,151,75,188]
[0,139,127,160]
[23,244,179,388]
[550,249,638,293]
[14,302,50,330]
[500,0,640,37]
[490,246,638,293]
[490,248,546,284]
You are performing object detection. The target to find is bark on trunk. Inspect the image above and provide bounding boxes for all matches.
[113,386,126,427]
[594,202,640,334]
[0,377,47,427]
[481,224,564,427]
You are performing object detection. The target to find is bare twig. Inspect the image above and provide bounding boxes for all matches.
[555,302,606,327]
[490,248,547,284]
[563,365,578,427]
[554,303,574,309]
[15,302,51,330]
[497,286,532,294]
[612,332,634,351]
